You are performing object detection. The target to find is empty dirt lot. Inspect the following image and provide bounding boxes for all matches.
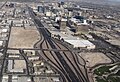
[80,52,111,67]
[8,27,40,48]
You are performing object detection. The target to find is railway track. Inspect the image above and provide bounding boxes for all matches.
[51,38,89,82]
[38,31,75,82]
[34,25,68,81]
[35,21,88,82]
[28,6,89,82]
[41,39,70,82]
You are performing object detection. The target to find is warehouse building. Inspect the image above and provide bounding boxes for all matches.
[64,39,95,49]
[50,30,95,49]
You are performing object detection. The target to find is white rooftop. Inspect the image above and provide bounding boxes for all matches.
[65,39,95,49]
[61,18,67,22]
[2,29,8,33]
[0,41,3,46]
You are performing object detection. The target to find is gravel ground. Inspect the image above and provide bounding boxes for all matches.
[14,60,26,69]
[8,27,40,48]
[80,52,111,67]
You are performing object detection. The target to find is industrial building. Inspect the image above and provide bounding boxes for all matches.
[50,29,95,49]
[65,39,95,49]
[12,19,23,27]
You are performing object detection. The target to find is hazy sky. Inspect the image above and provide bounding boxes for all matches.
[60,0,120,2]
[109,0,120,1]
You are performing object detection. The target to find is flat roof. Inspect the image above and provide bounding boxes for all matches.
[65,39,95,48]
[0,41,3,46]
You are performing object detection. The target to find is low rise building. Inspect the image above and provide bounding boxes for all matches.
[12,19,23,27]
[7,60,26,73]
[2,29,8,33]
[50,29,95,49]
[60,18,67,31]
[0,41,3,46]
[28,56,39,61]
[65,39,95,49]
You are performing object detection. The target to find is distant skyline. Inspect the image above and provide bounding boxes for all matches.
[1,0,120,5]
[60,0,120,2]
[59,0,120,6]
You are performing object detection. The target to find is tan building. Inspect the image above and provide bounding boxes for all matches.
[60,18,67,31]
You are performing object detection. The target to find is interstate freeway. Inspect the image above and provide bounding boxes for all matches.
[28,6,90,82]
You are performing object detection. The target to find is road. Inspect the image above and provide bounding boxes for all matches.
[90,33,120,63]
[0,15,12,81]
[28,6,89,82]
[0,1,7,9]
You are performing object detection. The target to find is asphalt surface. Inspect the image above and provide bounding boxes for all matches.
[0,14,12,81]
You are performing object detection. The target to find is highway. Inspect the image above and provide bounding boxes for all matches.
[28,6,89,82]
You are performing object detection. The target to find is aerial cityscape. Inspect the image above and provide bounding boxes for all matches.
[0,0,120,82]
